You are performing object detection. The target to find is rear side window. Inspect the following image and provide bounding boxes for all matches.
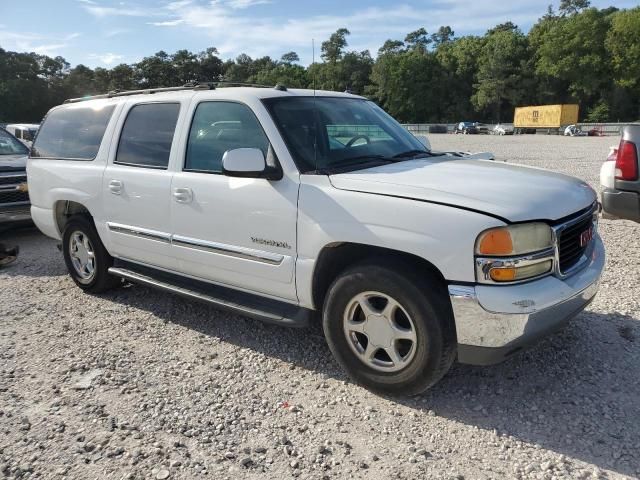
[116,103,180,169]
[31,104,115,160]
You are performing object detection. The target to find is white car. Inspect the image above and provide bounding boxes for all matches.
[492,124,514,135]
[27,85,604,395]
[564,124,586,137]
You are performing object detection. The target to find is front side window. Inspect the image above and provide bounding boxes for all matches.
[263,97,427,173]
[31,104,115,160]
[185,102,269,173]
[116,103,180,169]
[0,129,29,155]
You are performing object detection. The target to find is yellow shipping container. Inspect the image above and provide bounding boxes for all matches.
[513,104,579,129]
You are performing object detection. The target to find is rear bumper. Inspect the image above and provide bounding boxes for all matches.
[601,188,640,223]
[449,236,605,365]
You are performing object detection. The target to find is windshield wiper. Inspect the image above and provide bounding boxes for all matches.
[392,149,433,159]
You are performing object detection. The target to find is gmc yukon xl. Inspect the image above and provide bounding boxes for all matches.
[27,85,605,395]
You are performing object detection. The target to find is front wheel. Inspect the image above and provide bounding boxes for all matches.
[62,216,121,293]
[322,260,456,395]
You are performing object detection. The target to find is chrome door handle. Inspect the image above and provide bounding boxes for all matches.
[173,187,192,203]
[108,179,123,195]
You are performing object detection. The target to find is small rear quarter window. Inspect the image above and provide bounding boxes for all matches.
[31,103,116,160]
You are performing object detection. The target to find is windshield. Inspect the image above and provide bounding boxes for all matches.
[0,129,29,155]
[263,97,428,173]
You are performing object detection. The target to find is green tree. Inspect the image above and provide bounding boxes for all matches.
[532,8,612,107]
[606,7,640,89]
[559,0,591,16]
[404,28,431,51]
[280,51,300,64]
[431,26,454,46]
[472,28,530,121]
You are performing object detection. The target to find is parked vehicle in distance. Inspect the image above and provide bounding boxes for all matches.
[564,125,587,137]
[454,122,478,134]
[514,104,579,134]
[475,123,489,135]
[492,124,514,135]
[0,128,31,228]
[28,84,604,395]
[600,124,639,223]
[5,124,39,147]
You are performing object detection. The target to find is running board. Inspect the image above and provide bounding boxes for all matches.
[108,263,311,328]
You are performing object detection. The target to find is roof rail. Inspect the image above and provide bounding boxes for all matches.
[63,81,288,104]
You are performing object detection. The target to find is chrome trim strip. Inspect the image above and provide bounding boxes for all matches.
[0,185,25,191]
[107,222,171,244]
[172,235,284,265]
[107,222,286,265]
[475,248,555,285]
[0,174,28,179]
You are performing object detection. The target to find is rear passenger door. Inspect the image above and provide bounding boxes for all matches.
[102,101,182,269]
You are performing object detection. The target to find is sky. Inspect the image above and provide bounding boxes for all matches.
[1,0,637,68]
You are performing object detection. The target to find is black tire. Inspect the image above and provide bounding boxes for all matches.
[322,259,457,396]
[62,216,121,293]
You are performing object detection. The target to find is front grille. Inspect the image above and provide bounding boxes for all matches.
[0,174,26,186]
[0,190,29,205]
[557,213,595,273]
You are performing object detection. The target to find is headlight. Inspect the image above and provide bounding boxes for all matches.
[475,223,554,284]
[476,223,552,256]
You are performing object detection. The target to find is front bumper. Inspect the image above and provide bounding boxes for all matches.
[0,204,31,225]
[449,236,605,365]
[601,188,640,223]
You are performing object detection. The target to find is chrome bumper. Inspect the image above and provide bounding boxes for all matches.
[449,236,605,365]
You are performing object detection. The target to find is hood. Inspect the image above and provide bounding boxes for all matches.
[329,158,596,223]
[0,154,28,172]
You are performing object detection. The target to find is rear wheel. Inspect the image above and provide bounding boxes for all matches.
[322,260,456,395]
[62,216,121,293]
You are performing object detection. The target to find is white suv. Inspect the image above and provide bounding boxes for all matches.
[27,85,605,395]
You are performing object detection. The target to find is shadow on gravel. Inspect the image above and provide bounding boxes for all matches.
[0,227,67,278]
[106,283,639,477]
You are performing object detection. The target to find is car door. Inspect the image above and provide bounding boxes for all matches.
[170,100,298,301]
[102,101,182,270]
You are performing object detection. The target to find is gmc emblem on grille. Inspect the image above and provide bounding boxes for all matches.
[579,227,594,247]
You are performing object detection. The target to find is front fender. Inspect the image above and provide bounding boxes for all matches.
[295,176,505,309]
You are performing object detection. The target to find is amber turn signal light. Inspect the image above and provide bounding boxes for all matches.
[478,229,513,256]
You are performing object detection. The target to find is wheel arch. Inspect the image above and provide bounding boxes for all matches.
[311,242,448,312]
[54,200,94,236]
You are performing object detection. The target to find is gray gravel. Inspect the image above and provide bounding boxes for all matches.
[1,134,639,479]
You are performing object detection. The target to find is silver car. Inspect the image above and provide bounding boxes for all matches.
[0,129,31,228]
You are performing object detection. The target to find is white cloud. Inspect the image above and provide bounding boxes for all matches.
[89,52,125,65]
[222,0,271,9]
[146,0,545,62]
[104,28,130,37]
[78,0,150,17]
[148,19,185,26]
[0,31,80,56]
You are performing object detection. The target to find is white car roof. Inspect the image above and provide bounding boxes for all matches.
[6,123,39,129]
[57,87,365,112]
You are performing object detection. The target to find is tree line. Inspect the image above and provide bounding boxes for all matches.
[1,1,638,124]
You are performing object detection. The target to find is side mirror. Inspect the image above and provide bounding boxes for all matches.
[221,148,282,180]
[414,134,431,151]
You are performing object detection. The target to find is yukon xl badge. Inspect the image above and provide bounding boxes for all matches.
[251,237,292,249]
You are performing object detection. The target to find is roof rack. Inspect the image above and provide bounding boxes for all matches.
[64,81,287,104]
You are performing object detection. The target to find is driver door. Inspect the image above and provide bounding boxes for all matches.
[170,100,299,301]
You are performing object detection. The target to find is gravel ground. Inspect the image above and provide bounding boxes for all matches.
[1,135,639,480]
